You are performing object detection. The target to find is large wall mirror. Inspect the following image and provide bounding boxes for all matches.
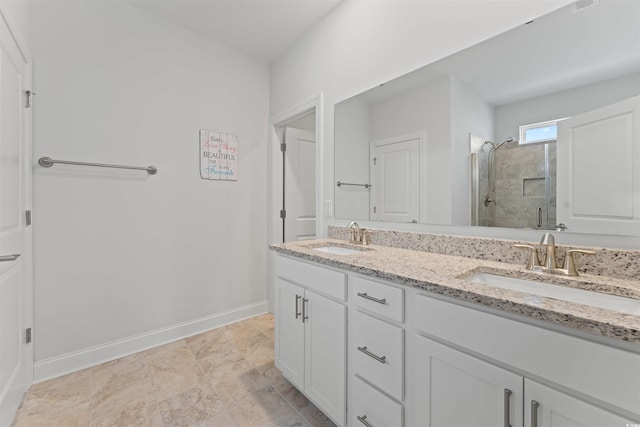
[334,0,640,234]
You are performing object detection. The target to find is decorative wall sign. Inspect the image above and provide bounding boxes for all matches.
[199,130,238,181]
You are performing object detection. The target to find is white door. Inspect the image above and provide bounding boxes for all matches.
[284,127,316,242]
[524,379,632,427]
[371,137,420,223]
[304,290,346,426]
[415,336,524,427]
[0,9,32,426]
[557,96,640,236]
[283,127,316,241]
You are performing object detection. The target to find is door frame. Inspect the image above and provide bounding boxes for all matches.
[0,5,33,426]
[268,93,323,311]
[269,93,324,244]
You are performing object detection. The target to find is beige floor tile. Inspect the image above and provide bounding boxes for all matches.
[12,314,336,427]
[143,340,210,402]
[299,404,337,427]
[91,399,163,427]
[227,384,307,427]
[90,354,161,427]
[158,385,235,427]
[243,337,275,372]
[17,368,91,426]
[13,410,90,427]
[243,313,276,336]
[184,326,232,360]
[227,322,270,354]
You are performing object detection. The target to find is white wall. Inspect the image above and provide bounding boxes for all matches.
[495,72,640,142]
[450,76,495,225]
[370,78,452,224]
[28,0,269,377]
[269,0,640,250]
[334,97,370,219]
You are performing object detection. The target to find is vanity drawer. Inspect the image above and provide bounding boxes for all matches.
[351,376,403,427]
[275,254,347,301]
[352,310,404,401]
[352,275,404,323]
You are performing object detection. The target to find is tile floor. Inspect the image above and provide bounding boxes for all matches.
[12,314,337,427]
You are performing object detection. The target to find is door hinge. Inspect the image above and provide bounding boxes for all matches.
[373,206,377,213]
[280,209,286,219]
[26,328,32,344]
[373,157,377,166]
[280,142,286,152]
[25,210,32,226]
[25,90,36,108]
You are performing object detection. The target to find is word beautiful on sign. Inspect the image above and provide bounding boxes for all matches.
[199,130,238,181]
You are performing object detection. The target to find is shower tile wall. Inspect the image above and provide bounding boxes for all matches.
[493,142,556,229]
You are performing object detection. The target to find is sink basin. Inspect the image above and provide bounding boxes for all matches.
[467,272,640,315]
[312,245,364,255]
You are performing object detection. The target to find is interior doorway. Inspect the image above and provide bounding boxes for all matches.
[282,123,316,241]
[269,94,323,245]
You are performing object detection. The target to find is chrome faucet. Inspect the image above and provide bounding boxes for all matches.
[514,233,595,277]
[347,221,362,244]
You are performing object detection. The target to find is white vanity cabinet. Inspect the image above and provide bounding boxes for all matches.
[413,293,640,426]
[415,336,523,427]
[349,275,406,427]
[274,255,347,426]
[524,379,631,427]
[273,249,640,427]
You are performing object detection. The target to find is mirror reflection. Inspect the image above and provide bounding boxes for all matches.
[334,0,640,230]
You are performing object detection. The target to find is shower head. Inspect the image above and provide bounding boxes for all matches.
[483,140,497,150]
[495,137,515,149]
[484,137,514,151]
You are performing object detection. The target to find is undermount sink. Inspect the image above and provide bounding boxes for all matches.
[312,245,364,256]
[467,272,640,315]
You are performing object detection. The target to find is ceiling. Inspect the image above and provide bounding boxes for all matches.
[122,0,343,62]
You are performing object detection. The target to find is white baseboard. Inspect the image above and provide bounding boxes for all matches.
[34,300,268,383]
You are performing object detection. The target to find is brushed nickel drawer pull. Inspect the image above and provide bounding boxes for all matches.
[531,400,539,427]
[357,292,386,305]
[295,294,301,320]
[0,254,20,262]
[357,414,373,427]
[302,298,309,322]
[504,388,512,427]
[357,346,386,364]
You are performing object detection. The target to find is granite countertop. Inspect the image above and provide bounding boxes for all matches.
[270,239,640,344]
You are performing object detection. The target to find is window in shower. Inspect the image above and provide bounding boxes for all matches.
[519,118,567,145]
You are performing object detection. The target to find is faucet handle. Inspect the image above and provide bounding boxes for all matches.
[514,244,541,270]
[564,249,596,277]
[362,229,371,246]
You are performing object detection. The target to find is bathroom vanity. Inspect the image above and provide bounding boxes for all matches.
[271,236,640,427]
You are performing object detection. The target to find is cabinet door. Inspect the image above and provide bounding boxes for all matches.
[524,379,634,427]
[274,278,305,390]
[304,290,346,425]
[415,335,523,427]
